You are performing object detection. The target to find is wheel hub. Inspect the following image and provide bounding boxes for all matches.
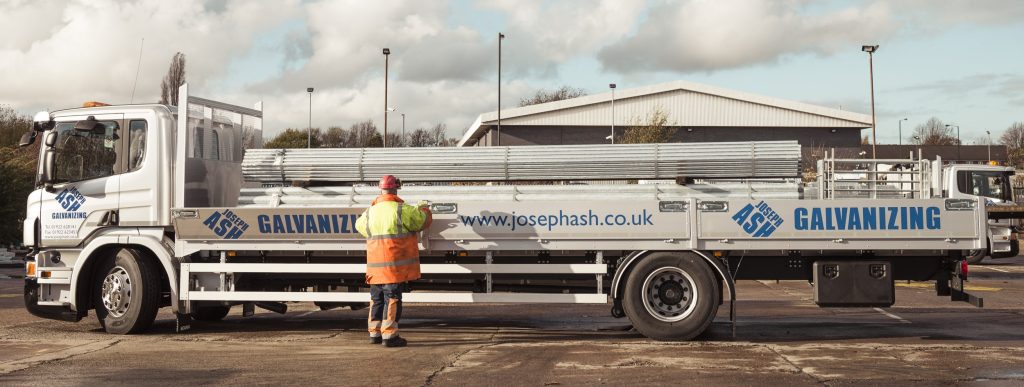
[101,266,132,318]
[641,267,698,322]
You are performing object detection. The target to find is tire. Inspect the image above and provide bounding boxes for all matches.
[191,305,231,321]
[622,252,720,341]
[965,249,986,265]
[93,248,161,334]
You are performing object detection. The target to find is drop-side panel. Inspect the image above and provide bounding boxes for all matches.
[172,200,692,255]
[695,198,984,251]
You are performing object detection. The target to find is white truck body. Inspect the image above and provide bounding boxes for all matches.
[20,87,1013,340]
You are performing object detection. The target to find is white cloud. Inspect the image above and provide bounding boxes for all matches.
[598,0,899,73]
[2,0,1021,141]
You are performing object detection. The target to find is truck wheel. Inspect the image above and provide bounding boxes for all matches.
[622,252,720,341]
[965,249,986,265]
[93,248,161,334]
[191,305,231,321]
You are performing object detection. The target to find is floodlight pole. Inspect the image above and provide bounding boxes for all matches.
[862,45,879,158]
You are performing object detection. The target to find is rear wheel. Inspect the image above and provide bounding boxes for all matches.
[622,252,720,341]
[965,249,986,265]
[93,248,161,334]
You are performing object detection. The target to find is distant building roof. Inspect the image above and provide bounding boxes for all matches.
[459,79,873,146]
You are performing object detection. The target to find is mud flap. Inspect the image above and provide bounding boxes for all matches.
[947,256,984,308]
[175,313,192,333]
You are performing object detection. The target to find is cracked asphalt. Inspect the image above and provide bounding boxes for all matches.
[2,257,1024,386]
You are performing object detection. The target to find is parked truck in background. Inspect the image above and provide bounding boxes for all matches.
[18,86,1018,340]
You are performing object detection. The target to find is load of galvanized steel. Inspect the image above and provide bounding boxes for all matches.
[241,141,801,183]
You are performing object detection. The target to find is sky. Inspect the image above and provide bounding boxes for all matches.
[1,0,1022,145]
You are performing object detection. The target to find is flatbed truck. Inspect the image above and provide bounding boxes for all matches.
[19,87,1017,340]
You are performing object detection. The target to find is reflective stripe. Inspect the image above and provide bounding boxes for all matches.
[396,204,404,234]
[366,258,419,268]
[366,232,416,240]
[365,209,372,238]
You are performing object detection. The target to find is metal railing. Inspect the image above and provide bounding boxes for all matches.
[817,149,931,200]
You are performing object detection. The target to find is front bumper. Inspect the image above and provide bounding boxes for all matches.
[24,278,82,322]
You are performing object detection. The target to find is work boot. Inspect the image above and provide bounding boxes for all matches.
[369,336,382,345]
[383,336,407,347]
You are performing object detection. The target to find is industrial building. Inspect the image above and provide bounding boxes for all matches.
[458,80,873,148]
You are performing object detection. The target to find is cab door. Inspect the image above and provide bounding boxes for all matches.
[39,114,123,247]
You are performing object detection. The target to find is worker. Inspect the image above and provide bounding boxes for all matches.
[355,175,432,348]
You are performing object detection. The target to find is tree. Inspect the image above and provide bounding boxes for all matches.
[0,104,32,148]
[320,126,347,148]
[348,120,383,148]
[265,128,321,149]
[1000,122,1024,167]
[384,132,405,148]
[518,86,587,107]
[909,117,959,145]
[618,108,676,144]
[159,52,186,106]
[861,135,870,145]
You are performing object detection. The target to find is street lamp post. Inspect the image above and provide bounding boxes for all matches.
[861,45,879,158]
[986,130,992,161]
[401,113,406,146]
[610,83,616,144]
[898,117,907,146]
[497,32,504,146]
[946,124,961,160]
[383,47,390,147]
[307,87,314,148]
[386,107,398,146]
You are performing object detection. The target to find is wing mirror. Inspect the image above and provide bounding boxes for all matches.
[32,111,54,132]
[18,131,37,147]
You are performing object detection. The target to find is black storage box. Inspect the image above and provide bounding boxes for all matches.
[813,260,894,307]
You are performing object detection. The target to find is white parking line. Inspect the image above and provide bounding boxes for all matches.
[980,266,1010,273]
[873,307,911,324]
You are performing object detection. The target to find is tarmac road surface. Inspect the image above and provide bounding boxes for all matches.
[1,257,1023,385]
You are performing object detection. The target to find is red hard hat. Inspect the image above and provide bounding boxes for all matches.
[379,175,401,189]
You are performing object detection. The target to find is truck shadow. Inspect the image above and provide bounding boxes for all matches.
[138,303,1024,344]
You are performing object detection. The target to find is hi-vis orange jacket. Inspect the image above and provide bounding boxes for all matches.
[355,194,432,284]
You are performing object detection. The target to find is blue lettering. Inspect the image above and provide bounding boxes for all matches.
[835,208,848,230]
[258,215,270,233]
[862,208,876,230]
[909,207,923,230]
[848,208,861,229]
[810,208,824,230]
[927,207,941,229]
[744,213,764,233]
[887,207,898,230]
[203,212,222,229]
[794,208,808,230]
[732,204,755,225]
[225,227,243,239]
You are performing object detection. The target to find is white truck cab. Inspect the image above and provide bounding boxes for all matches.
[942,163,1020,262]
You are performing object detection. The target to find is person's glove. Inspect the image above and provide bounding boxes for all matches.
[416,200,430,208]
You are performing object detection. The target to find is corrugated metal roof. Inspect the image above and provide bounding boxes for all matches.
[458,79,873,147]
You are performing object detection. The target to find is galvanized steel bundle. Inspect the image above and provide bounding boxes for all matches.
[241,141,801,183]
[237,182,801,207]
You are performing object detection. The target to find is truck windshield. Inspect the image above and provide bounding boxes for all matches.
[957,170,1013,202]
[51,121,119,183]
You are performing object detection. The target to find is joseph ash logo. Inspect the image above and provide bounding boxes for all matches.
[53,187,87,219]
[730,200,783,238]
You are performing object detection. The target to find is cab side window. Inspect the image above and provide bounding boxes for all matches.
[127,120,146,171]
